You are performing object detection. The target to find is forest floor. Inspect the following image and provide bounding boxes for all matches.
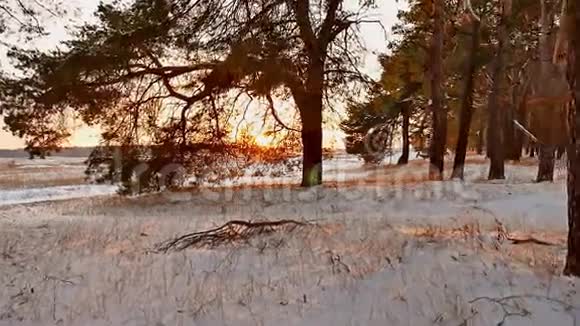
[0,153,578,326]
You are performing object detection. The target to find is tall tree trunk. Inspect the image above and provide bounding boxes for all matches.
[298,65,324,187]
[452,18,481,179]
[429,0,447,180]
[537,146,556,181]
[537,0,556,182]
[504,86,519,160]
[476,124,485,155]
[536,101,556,182]
[565,0,580,277]
[524,138,530,155]
[557,145,566,159]
[299,102,323,187]
[530,144,536,157]
[487,8,508,180]
[512,96,526,160]
[398,104,410,165]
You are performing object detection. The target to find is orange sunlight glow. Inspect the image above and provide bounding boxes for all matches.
[253,134,273,147]
[247,128,274,147]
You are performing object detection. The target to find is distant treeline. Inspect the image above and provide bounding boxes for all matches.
[0,147,95,158]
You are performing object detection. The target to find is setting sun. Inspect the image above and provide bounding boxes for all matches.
[252,132,273,147]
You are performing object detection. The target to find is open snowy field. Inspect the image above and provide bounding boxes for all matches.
[0,154,579,325]
[0,157,87,190]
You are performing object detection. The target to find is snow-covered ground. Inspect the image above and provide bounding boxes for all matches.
[0,153,578,325]
[0,184,118,206]
[0,157,117,205]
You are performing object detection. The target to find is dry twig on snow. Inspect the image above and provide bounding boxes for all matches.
[154,219,310,252]
[469,294,576,325]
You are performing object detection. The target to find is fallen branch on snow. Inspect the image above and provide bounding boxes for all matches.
[154,219,310,252]
[469,294,576,325]
[507,236,558,246]
[495,218,559,246]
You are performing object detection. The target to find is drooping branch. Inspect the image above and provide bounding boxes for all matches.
[266,92,301,132]
[127,63,218,78]
[142,50,211,103]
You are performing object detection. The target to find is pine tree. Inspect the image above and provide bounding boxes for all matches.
[341,95,398,164]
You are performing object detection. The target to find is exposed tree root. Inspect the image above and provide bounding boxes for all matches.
[154,219,309,252]
[507,236,558,246]
[495,218,559,246]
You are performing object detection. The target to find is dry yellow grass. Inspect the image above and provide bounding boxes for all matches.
[0,165,86,189]
[397,222,567,274]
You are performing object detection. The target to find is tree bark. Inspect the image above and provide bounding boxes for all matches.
[476,125,485,155]
[398,104,410,165]
[504,86,519,160]
[537,145,556,181]
[298,101,323,187]
[487,7,508,180]
[297,64,325,187]
[565,0,580,277]
[557,145,566,159]
[536,136,556,181]
[537,0,556,182]
[429,0,447,180]
[452,18,480,179]
[512,97,526,161]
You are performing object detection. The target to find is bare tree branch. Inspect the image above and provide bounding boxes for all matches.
[266,92,301,132]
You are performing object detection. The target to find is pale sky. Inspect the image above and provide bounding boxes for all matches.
[0,0,403,149]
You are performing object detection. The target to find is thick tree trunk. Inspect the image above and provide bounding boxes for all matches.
[452,18,480,180]
[398,104,410,165]
[537,0,556,182]
[301,107,322,187]
[299,103,323,187]
[429,0,446,180]
[567,140,580,275]
[487,9,508,180]
[298,65,325,187]
[565,0,580,277]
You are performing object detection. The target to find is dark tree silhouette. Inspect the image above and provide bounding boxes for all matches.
[1,0,379,189]
[452,15,481,180]
[487,1,509,180]
[428,0,447,180]
[536,0,557,182]
[562,0,580,277]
